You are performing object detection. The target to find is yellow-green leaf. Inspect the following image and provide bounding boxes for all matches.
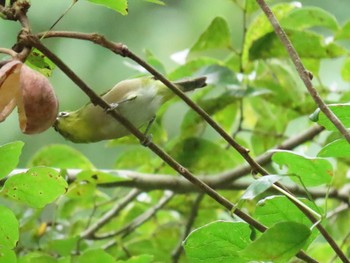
[1,167,68,208]
[190,17,231,53]
[240,222,311,263]
[86,0,128,15]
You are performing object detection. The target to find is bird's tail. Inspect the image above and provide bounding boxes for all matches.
[174,76,207,92]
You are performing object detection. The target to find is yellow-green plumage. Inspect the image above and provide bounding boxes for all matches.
[54,76,206,143]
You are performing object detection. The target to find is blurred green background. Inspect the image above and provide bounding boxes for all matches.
[0,0,349,168]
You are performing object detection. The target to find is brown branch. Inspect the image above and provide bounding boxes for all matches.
[0,48,17,57]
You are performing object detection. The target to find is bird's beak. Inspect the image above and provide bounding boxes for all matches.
[52,116,60,131]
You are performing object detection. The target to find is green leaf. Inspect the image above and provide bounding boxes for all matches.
[243,3,296,65]
[28,144,94,169]
[335,19,350,40]
[272,150,333,186]
[0,206,19,249]
[318,138,350,158]
[1,167,68,208]
[18,252,57,263]
[48,237,79,257]
[114,147,157,172]
[302,58,321,75]
[86,0,128,15]
[196,64,239,86]
[224,53,241,72]
[253,60,305,106]
[341,56,350,81]
[255,196,320,227]
[65,181,95,199]
[280,7,339,31]
[25,50,55,77]
[169,57,221,80]
[144,49,166,75]
[183,221,251,263]
[116,254,154,263]
[190,17,232,52]
[245,1,260,13]
[0,141,24,179]
[77,249,116,263]
[0,248,16,263]
[249,29,346,60]
[310,104,350,131]
[169,138,240,174]
[254,196,320,244]
[240,222,311,262]
[179,65,265,138]
[240,175,282,200]
[144,0,164,5]
[76,170,130,184]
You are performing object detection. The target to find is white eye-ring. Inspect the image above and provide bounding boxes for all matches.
[58,112,70,118]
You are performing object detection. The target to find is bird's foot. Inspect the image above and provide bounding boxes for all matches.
[140,116,156,147]
[105,96,137,112]
[141,134,153,147]
[106,103,119,112]
[144,116,155,135]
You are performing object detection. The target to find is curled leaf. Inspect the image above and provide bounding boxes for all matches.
[0,60,22,122]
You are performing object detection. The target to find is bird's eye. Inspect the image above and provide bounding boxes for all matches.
[58,112,70,118]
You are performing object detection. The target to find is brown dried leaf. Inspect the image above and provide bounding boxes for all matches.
[0,60,22,122]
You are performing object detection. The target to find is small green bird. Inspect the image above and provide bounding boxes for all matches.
[54,76,207,143]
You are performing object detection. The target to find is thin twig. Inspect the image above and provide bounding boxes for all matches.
[327,203,349,219]
[330,229,350,263]
[171,193,204,263]
[95,191,175,240]
[232,99,244,139]
[256,0,350,146]
[80,188,141,239]
[0,47,17,57]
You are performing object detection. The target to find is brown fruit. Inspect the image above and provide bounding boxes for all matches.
[17,63,59,134]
